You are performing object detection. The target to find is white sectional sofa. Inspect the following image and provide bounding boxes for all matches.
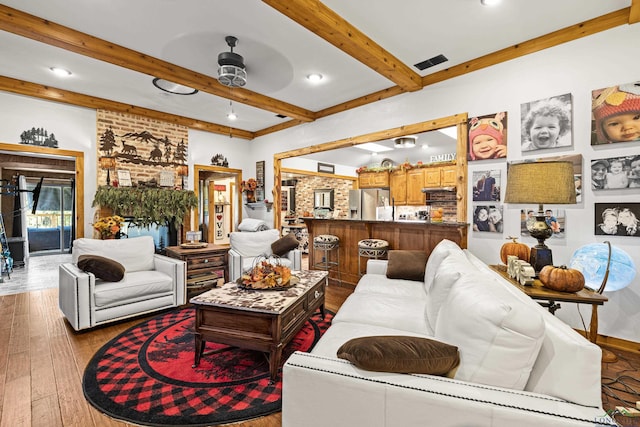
[283,240,616,427]
[59,236,186,331]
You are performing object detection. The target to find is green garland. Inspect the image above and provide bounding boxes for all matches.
[92,186,198,227]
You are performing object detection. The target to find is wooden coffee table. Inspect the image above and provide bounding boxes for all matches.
[190,270,328,382]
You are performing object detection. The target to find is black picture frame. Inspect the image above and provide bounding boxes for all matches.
[317,162,335,174]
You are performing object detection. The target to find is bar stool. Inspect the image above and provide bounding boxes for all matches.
[358,238,389,276]
[313,234,340,284]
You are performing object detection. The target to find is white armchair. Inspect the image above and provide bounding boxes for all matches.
[58,236,186,331]
[229,229,302,281]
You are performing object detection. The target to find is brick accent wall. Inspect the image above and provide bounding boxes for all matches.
[294,176,354,218]
[96,110,188,187]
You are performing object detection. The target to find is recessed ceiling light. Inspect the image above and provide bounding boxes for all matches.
[480,0,500,5]
[152,78,198,95]
[353,142,393,153]
[306,73,323,83]
[49,67,72,77]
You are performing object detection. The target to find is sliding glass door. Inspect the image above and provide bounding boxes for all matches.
[25,181,73,253]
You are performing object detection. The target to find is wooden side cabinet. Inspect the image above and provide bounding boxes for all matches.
[165,243,230,298]
[389,169,407,205]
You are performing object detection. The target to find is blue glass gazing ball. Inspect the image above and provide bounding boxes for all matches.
[569,244,636,292]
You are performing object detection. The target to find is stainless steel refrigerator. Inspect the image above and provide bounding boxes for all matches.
[348,189,390,220]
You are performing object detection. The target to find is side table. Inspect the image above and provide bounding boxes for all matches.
[165,243,230,298]
[489,264,608,344]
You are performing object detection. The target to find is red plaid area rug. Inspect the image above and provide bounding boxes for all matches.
[83,307,333,426]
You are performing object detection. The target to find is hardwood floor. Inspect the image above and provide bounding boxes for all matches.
[0,283,353,427]
[1,279,639,426]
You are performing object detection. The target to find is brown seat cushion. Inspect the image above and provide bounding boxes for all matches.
[386,250,428,281]
[337,335,459,376]
[271,233,299,256]
[77,255,126,282]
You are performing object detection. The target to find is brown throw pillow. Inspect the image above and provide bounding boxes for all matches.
[271,233,299,256]
[386,250,428,281]
[337,335,459,376]
[77,255,125,282]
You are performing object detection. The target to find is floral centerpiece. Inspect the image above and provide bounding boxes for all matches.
[241,178,258,203]
[93,215,125,239]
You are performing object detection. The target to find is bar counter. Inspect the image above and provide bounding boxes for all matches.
[302,218,469,287]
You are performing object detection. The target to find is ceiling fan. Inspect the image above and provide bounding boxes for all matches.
[218,36,247,88]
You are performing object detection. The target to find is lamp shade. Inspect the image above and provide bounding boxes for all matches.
[504,161,576,205]
[393,136,417,148]
[569,243,636,292]
[176,165,189,176]
[99,156,116,170]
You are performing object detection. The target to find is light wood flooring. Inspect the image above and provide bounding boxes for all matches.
[1,272,639,426]
[0,282,353,427]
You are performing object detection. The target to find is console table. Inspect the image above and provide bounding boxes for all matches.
[489,264,608,344]
[165,244,230,298]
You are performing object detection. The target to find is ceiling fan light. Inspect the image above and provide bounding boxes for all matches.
[218,65,247,87]
[227,111,238,120]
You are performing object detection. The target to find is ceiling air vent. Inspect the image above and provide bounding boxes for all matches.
[414,54,448,71]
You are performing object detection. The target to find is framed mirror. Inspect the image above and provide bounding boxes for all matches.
[314,189,334,209]
[273,113,469,228]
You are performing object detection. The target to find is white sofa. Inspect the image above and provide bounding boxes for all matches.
[283,240,616,427]
[58,236,186,331]
[228,229,302,281]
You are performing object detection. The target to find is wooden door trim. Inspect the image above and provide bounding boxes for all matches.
[0,142,85,238]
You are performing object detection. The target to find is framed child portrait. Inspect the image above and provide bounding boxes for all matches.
[467,112,507,161]
[591,155,640,190]
[591,81,640,145]
[520,93,573,152]
[595,203,640,237]
[472,204,503,233]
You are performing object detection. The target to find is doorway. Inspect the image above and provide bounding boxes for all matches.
[26,179,74,254]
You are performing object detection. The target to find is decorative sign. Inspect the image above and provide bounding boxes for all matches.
[256,161,265,201]
[429,153,456,163]
[19,127,59,148]
[214,184,226,191]
[159,171,174,187]
[117,169,132,186]
[317,162,335,174]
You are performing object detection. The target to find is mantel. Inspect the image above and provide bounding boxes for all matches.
[92,186,198,227]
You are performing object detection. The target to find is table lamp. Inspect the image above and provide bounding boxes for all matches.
[504,161,576,273]
[99,156,117,186]
[569,241,636,362]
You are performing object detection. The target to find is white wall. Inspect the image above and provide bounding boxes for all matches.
[0,23,638,343]
[251,24,640,344]
[0,92,97,237]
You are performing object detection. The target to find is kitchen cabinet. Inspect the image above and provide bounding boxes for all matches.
[358,171,390,188]
[406,169,426,205]
[424,165,457,188]
[441,165,457,186]
[389,169,407,205]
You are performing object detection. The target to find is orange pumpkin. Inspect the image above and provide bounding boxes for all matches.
[539,265,585,293]
[500,236,530,264]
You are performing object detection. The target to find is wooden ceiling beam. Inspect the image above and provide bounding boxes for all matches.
[263,0,423,92]
[630,0,640,24]
[0,76,255,140]
[0,4,315,123]
[422,8,630,86]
